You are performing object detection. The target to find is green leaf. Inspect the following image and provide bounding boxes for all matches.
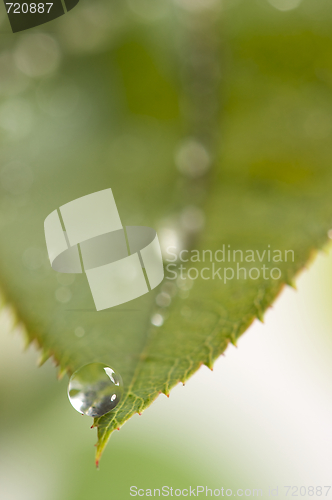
[1,0,332,465]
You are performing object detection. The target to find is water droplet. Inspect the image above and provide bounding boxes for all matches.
[14,34,61,78]
[158,222,184,259]
[55,287,72,304]
[175,139,211,178]
[68,363,124,417]
[74,326,85,338]
[267,0,302,11]
[151,313,164,327]
[60,4,115,54]
[155,292,171,308]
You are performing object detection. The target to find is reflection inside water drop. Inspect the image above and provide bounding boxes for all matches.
[68,363,124,417]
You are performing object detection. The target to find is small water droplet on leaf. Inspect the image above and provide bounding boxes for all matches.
[68,362,124,417]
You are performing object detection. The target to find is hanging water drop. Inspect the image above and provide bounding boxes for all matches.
[68,362,124,417]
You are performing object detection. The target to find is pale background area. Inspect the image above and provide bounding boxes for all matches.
[1,246,332,499]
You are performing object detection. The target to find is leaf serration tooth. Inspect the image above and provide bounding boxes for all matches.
[286,277,297,290]
[57,365,68,380]
[256,311,264,323]
[37,349,51,367]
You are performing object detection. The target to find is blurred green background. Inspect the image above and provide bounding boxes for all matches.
[1,235,332,498]
[1,0,332,498]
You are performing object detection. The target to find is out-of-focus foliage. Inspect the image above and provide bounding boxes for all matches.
[1,0,332,464]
